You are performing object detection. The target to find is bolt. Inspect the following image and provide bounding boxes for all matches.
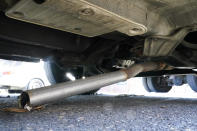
[129,27,143,34]
[12,11,24,18]
[79,8,95,16]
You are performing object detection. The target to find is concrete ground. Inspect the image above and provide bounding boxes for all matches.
[1,95,197,131]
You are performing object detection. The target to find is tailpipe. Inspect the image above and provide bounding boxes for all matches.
[19,62,164,109]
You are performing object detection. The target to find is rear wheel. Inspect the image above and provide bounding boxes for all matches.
[186,75,197,92]
[143,76,172,93]
[44,59,67,84]
[44,58,102,94]
[142,78,151,92]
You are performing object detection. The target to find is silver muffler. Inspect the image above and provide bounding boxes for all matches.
[19,62,164,109]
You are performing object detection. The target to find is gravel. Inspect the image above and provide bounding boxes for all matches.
[1,95,197,131]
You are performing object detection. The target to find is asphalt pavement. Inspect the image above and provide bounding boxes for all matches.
[1,95,197,131]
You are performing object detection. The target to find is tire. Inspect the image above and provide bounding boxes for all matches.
[143,77,172,93]
[44,58,102,94]
[186,75,197,92]
[27,78,45,90]
[142,78,151,92]
[44,59,67,84]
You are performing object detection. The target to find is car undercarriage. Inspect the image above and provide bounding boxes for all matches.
[1,0,197,108]
[1,0,197,75]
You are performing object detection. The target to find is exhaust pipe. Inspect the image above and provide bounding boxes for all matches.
[19,62,164,109]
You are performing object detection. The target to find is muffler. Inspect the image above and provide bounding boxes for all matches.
[19,62,164,109]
